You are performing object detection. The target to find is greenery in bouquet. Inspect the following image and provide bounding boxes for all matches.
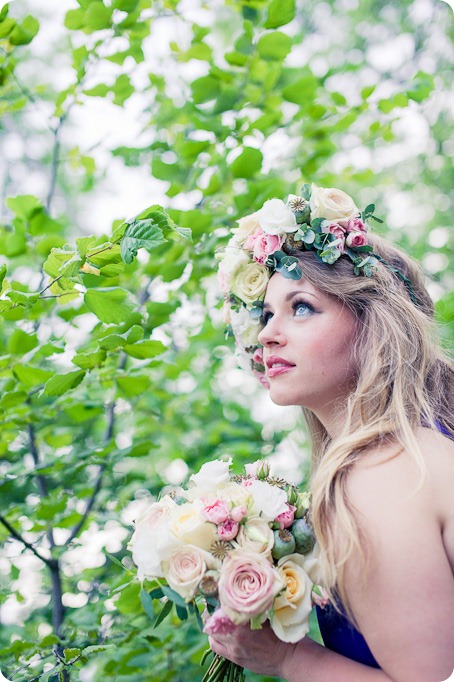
[129,459,328,681]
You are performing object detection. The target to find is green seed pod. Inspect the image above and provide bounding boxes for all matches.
[291,518,315,554]
[272,529,296,560]
[198,569,220,597]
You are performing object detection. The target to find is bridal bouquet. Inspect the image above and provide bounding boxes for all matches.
[129,458,328,681]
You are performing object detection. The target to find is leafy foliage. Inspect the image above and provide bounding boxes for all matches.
[0,0,452,680]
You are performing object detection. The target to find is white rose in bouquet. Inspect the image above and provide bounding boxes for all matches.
[129,496,179,580]
[234,516,274,556]
[189,458,232,492]
[230,262,269,306]
[248,479,289,521]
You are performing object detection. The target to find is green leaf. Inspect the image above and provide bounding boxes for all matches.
[140,588,155,619]
[153,599,173,628]
[85,2,112,31]
[64,648,81,663]
[83,644,116,655]
[85,288,135,323]
[43,370,86,397]
[72,349,107,369]
[64,8,85,30]
[8,328,38,355]
[191,75,220,104]
[123,340,166,359]
[264,0,295,28]
[13,365,53,387]
[161,585,187,608]
[120,218,168,264]
[9,15,39,45]
[257,32,292,61]
[230,147,263,178]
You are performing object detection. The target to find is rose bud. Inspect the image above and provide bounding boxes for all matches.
[275,504,297,531]
[230,505,247,523]
[272,529,296,560]
[295,492,311,518]
[312,584,330,609]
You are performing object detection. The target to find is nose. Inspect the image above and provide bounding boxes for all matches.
[257,315,287,348]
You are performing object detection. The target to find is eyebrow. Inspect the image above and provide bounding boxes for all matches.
[263,290,319,310]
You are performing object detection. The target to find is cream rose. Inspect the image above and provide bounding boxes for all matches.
[215,481,253,510]
[129,496,179,580]
[217,248,250,294]
[165,544,218,601]
[231,262,269,306]
[233,213,261,245]
[271,554,313,643]
[310,183,359,222]
[169,503,217,551]
[257,199,298,236]
[248,479,289,521]
[234,516,274,556]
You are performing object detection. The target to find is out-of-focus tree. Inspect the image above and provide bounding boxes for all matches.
[0,0,452,680]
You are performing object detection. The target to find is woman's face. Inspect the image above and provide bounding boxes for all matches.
[257,273,358,416]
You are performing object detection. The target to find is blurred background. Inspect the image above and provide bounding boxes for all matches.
[0,0,452,679]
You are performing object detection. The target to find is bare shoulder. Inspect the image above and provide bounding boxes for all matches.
[342,428,454,681]
[347,426,454,518]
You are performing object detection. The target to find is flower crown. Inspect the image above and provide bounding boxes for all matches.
[217,183,384,386]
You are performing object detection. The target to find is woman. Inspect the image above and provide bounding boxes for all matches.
[213,185,454,681]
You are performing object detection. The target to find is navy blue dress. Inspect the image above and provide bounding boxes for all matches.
[316,605,380,668]
[316,423,453,668]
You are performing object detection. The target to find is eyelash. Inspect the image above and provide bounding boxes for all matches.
[260,298,315,325]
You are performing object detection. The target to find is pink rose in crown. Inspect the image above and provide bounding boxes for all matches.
[347,217,367,233]
[245,228,284,264]
[346,231,368,248]
[217,518,239,541]
[321,221,346,252]
[203,608,237,636]
[201,499,230,524]
[275,503,297,531]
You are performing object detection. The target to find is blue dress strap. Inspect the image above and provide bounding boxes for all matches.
[316,604,380,668]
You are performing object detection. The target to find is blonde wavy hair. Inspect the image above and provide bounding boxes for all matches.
[284,234,453,621]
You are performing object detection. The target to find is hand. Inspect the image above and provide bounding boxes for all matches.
[208,621,297,678]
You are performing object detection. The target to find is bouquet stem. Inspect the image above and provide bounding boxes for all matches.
[201,652,245,682]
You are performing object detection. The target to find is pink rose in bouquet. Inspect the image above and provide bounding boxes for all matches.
[218,549,283,624]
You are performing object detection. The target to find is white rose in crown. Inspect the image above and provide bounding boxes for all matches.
[130,496,179,580]
[271,554,314,643]
[231,262,269,306]
[248,479,289,521]
[230,306,261,349]
[217,247,250,294]
[310,183,359,222]
[257,198,298,236]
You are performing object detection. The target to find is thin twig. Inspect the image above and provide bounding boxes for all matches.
[27,422,56,549]
[0,514,51,566]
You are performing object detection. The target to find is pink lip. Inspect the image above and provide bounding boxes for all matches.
[267,365,294,378]
[265,355,296,378]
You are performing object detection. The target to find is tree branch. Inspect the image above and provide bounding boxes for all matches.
[28,423,56,549]
[0,514,51,566]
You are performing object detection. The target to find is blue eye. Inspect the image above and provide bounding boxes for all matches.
[293,300,314,317]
